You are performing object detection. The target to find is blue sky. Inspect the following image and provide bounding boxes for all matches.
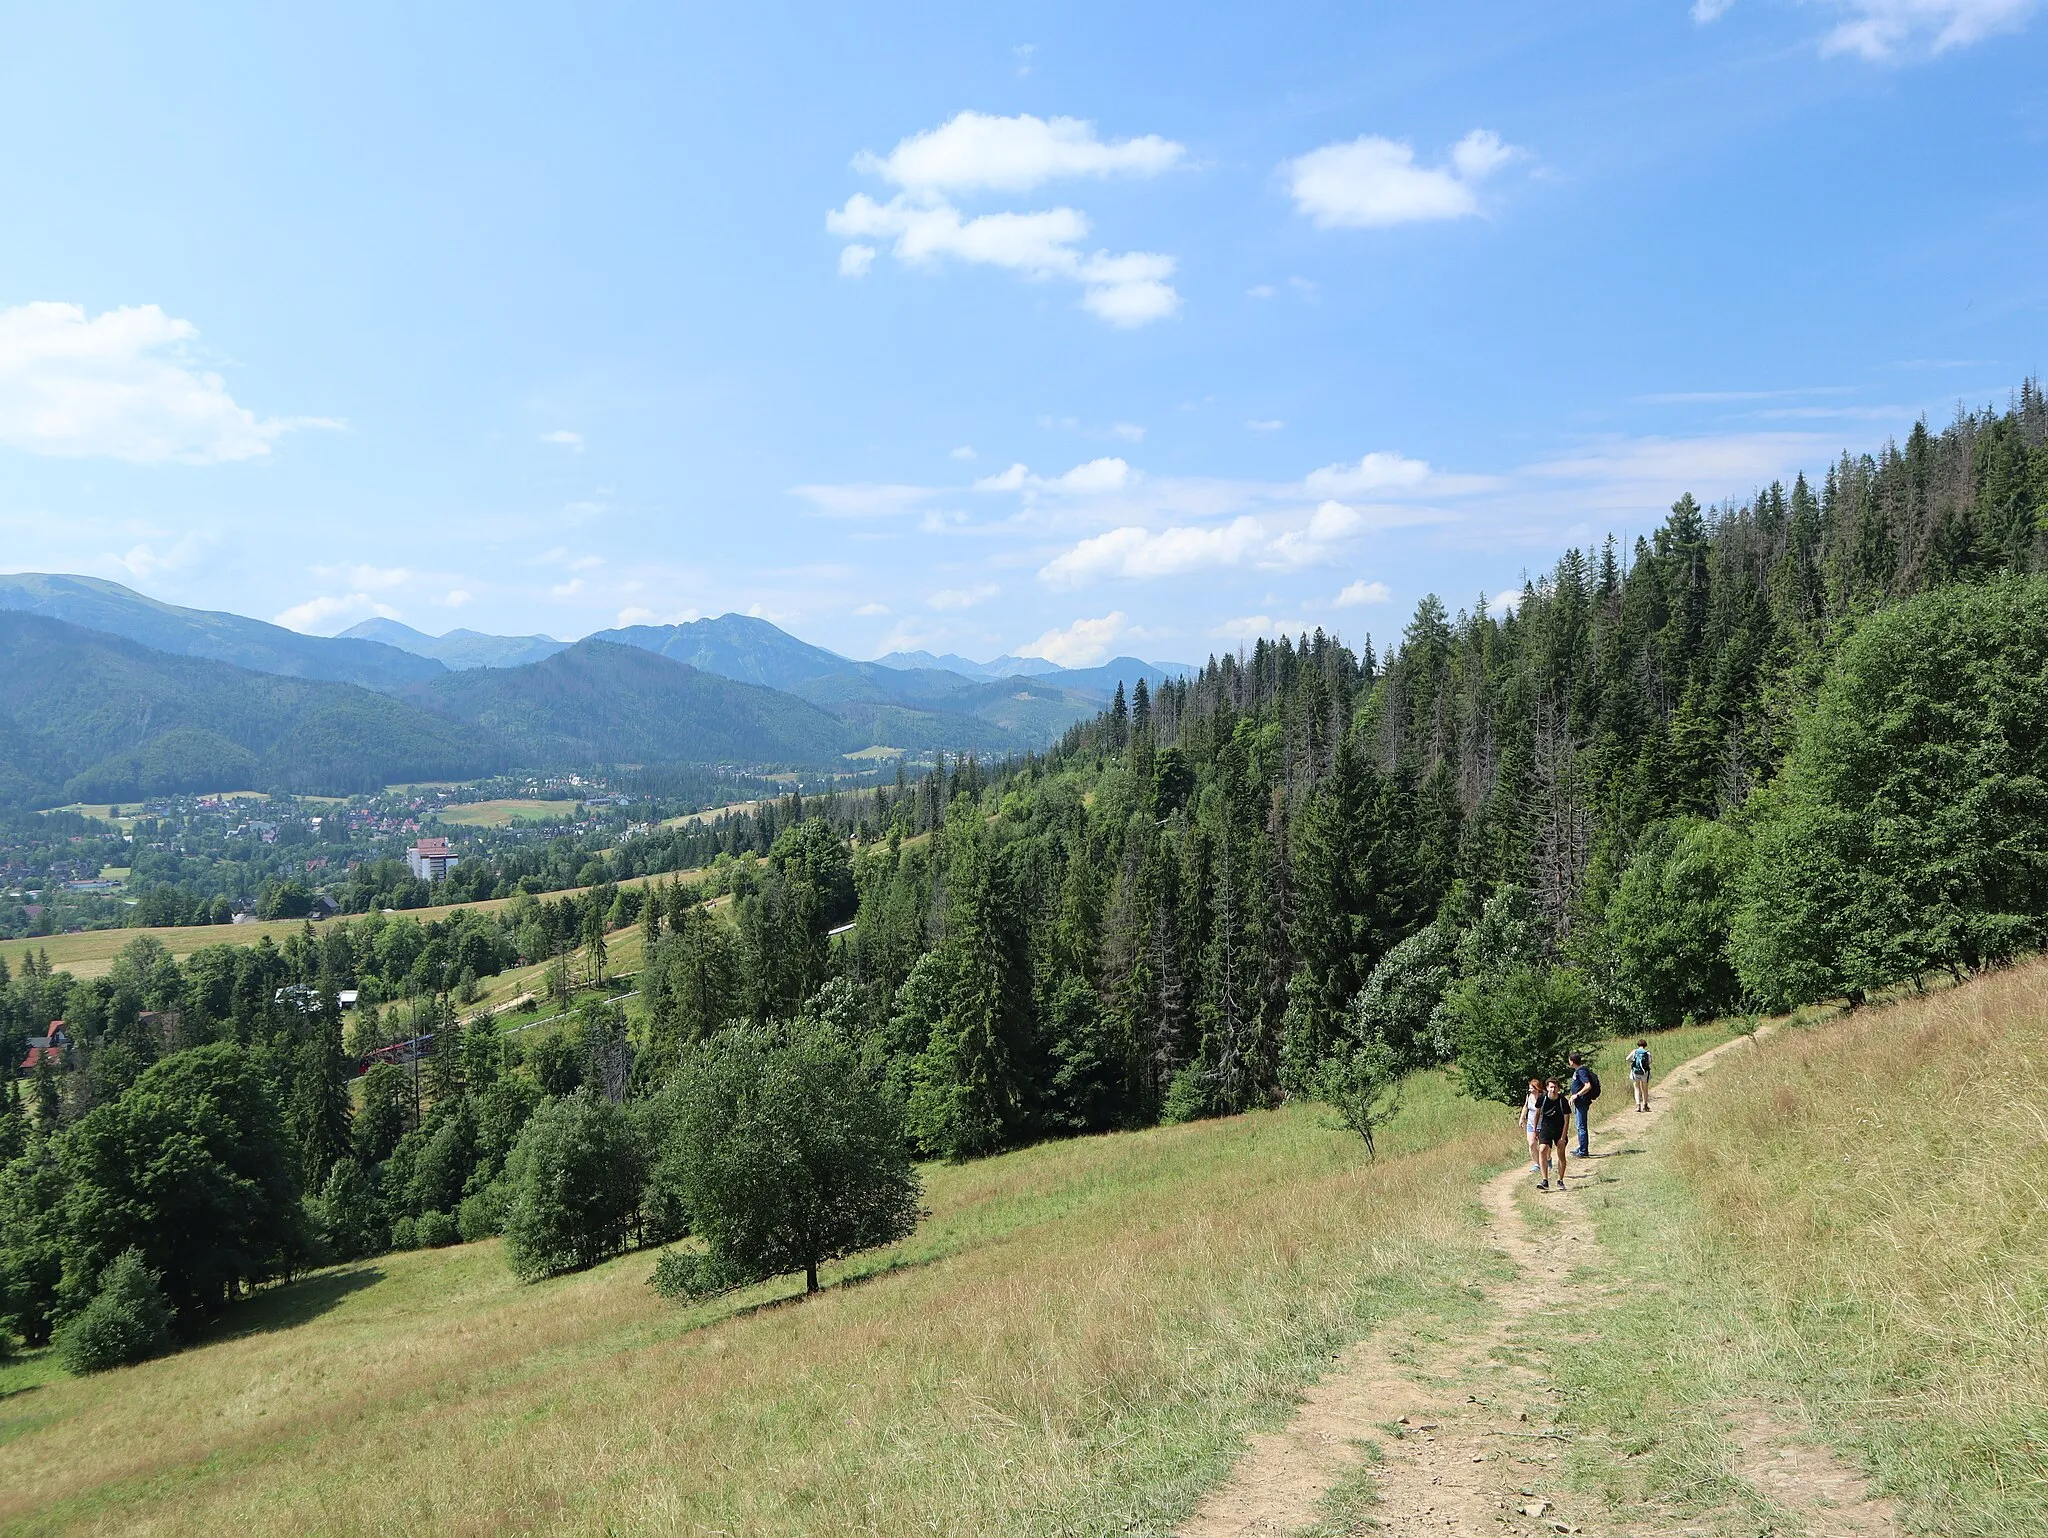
[1,1,2043,666]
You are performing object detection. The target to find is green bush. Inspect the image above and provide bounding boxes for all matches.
[457,1183,507,1242]
[502,1089,645,1281]
[389,1215,419,1250]
[414,1209,458,1248]
[1449,963,1595,1105]
[56,1249,172,1374]
[312,1159,387,1262]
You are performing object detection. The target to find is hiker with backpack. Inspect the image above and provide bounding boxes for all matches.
[1534,1077,1570,1189]
[1567,1051,1600,1158]
[1628,1039,1651,1111]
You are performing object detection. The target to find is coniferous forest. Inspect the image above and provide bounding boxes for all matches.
[4,387,2047,1366]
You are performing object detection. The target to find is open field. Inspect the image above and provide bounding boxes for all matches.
[434,799,571,827]
[0,1025,1727,1536]
[0,870,700,981]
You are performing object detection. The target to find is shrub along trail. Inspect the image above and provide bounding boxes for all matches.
[1179,1030,1899,1538]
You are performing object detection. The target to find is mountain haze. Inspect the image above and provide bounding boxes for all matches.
[408,639,858,767]
[0,612,500,807]
[0,573,447,691]
[340,617,568,670]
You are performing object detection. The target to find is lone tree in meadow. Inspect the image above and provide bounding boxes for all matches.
[653,1019,922,1299]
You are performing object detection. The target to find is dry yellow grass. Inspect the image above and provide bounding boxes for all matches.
[1540,961,2048,1535]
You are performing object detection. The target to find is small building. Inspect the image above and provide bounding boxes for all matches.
[406,837,458,883]
[21,1023,68,1073]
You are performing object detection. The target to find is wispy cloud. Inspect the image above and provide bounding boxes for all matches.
[1814,0,2038,59]
[790,481,936,516]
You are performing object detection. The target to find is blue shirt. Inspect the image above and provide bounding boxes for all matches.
[1569,1066,1593,1105]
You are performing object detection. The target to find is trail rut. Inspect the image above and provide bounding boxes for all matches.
[1176,1033,1899,1538]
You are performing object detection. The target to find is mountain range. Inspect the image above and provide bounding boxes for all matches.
[0,572,1198,808]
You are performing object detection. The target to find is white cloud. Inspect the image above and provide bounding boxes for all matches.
[790,481,935,516]
[976,456,1134,496]
[832,111,1184,326]
[1020,610,1132,667]
[274,593,396,633]
[853,111,1184,195]
[1269,501,1372,568]
[349,565,412,590]
[436,589,472,608]
[1040,517,1264,587]
[1284,129,1525,229]
[107,533,210,582]
[551,578,586,598]
[828,193,1180,326]
[1047,456,1131,493]
[568,554,603,572]
[0,301,340,464]
[1815,0,2036,57]
[950,444,977,460]
[1527,432,1834,508]
[1246,418,1284,433]
[540,429,584,450]
[1336,579,1393,606]
[928,582,999,610]
[855,601,890,616]
[1304,450,1435,497]
[1210,615,1277,643]
[616,604,703,627]
[1077,252,1181,325]
[1692,0,1736,20]
[1247,284,1276,299]
[975,462,1029,491]
[1490,587,1525,616]
[1110,422,1146,442]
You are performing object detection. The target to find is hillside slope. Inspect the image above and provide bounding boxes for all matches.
[411,639,857,767]
[0,613,502,805]
[0,573,446,690]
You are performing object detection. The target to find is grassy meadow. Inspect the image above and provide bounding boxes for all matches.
[1525,962,2048,1536]
[434,799,568,828]
[0,1027,1725,1538]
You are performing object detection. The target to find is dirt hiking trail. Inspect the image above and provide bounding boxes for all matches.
[1178,1033,1900,1538]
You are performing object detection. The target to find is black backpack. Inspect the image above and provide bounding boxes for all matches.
[1584,1068,1602,1102]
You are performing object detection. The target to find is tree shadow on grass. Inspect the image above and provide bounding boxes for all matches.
[195,1265,385,1345]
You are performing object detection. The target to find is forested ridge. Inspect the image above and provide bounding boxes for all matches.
[3,388,2046,1367]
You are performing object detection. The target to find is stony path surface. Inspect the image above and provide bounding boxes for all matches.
[1177,1035,1900,1538]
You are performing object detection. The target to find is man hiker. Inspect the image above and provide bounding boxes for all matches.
[1628,1038,1652,1111]
[1534,1077,1570,1190]
[1567,1051,1598,1158]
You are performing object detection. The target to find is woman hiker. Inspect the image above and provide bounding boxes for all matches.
[1518,1076,1542,1173]
[1535,1077,1570,1190]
